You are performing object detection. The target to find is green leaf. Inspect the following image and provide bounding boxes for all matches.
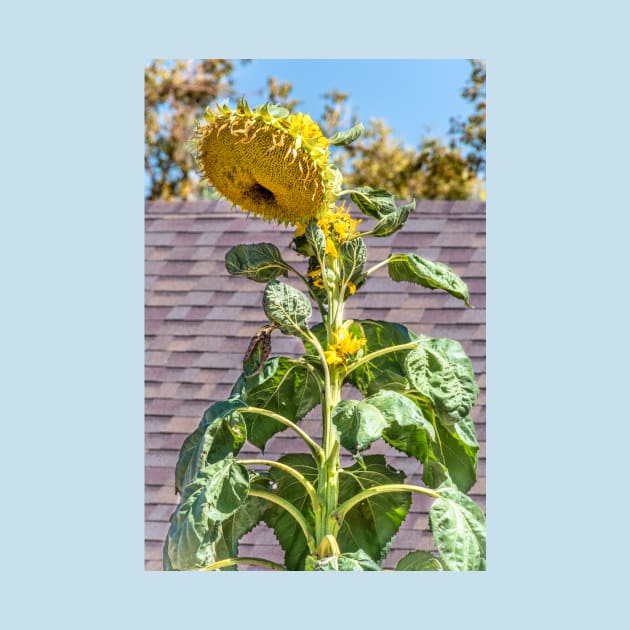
[264,454,319,571]
[328,122,364,146]
[349,187,397,219]
[396,550,443,571]
[430,486,486,571]
[405,337,479,427]
[339,237,367,290]
[388,253,471,307]
[175,398,246,494]
[344,319,418,395]
[263,279,312,337]
[337,455,411,563]
[305,549,381,571]
[366,389,435,462]
[164,456,250,570]
[332,399,388,453]
[423,419,478,493]
[368,200,415,237]
[305,221,327,262]
[234,357,321,450]
[214,476,272,570]
[225,243,290,283]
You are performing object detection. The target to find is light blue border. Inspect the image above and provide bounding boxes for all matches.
[4,1,629,628]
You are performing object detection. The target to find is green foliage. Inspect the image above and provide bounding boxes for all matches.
[369,389,435,462]
[396,550,443,571]
[165,457,250,570]
[263,280,312,337]
[405,337,479,427]
[174,398,246,495]
[337,456,411,562]
[232,357,321,450]
[332,399,389,453]
[264,454,319,570]
[328,122,365,146]
[367,200,415,237]
[388,253,471,306]
[225,243,291,283]
[305,549,381,571]
[430,485,486,571]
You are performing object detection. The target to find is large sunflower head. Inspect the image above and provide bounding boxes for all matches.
[191,100,342,225]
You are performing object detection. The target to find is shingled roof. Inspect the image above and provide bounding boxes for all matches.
[145,199,486,571]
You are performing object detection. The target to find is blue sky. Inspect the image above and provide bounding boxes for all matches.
[228,59,475,149]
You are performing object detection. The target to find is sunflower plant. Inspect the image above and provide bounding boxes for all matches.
[163,100,486,571]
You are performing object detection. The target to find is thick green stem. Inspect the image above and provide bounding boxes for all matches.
[313,253,344,547]
[248,488,316,552]
[238,458,319,509]
[240,406,323,461]
[199,557,286,571]
[332,483,441,526]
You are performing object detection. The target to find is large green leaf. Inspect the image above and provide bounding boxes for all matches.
[344,320,417,395]
[305,549,381,571]
[332,399,388,453]
[263,279,312,337]
[349,187,397,219]
[225,242,291,283]
[174,398,246,494]
[337,455,411,563]
[214,476,272,570]
[164,456,250,570]
[396,550,443,571]
[233,357,321,450]
[429,485,486,571]
[405,337,478,427]
[264,453,319,571]
[388,253,471,307]
[366,389,435,462]
[328,122,364,146]
[423,421,478,494]
[368,200,415,237]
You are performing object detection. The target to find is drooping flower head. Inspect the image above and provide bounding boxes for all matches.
[191,100,342,225]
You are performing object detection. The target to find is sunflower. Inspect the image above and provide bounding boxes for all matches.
[324,326,366,366]
[192,100,342,225]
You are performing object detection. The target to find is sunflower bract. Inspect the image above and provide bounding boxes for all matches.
[192,101,342,225]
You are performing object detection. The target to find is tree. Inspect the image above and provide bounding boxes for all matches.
[144,59,236,200]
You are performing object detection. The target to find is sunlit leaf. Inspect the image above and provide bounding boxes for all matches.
[328,122,364,146]
[396,550,443,571]
[388,253,471,306]
[368,199,415,237]
[332,399,388,453]
[405,337,478,427]
[349,187,397,219]
[225,242,290,283]
[337,455,410,562]
[264,454,319,570]
[174,397,246,494]
[430,485,486,571]
[233,357,321,450]
[165,457,250,570]
[263,280,312,337]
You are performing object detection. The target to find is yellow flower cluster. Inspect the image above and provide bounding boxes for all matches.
[294,203,362,257]
[323,327,367,366]
[191,101,342,225]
